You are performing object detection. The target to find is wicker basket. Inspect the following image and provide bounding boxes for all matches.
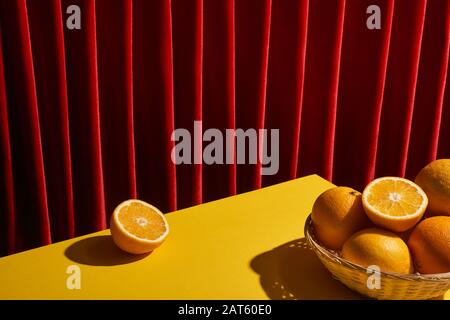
[304,215,450,300]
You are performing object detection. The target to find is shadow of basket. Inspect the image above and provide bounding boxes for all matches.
[250,238,363,300]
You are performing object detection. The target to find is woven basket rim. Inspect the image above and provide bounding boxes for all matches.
[304,214,450,282]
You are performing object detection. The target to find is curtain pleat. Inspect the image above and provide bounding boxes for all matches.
[172,0,203,208]
[263,0,309,186]
[376,0,427,179]
[202,0,236,202]
[439,59,450,159]
[0,0,51,251]
[61,0,106,235]
[333,0,394,191]
[96,0,136,217]
[1,0,450,255]
[0,30,16,255]
[406,0,450,179]
[133,0,177,212]
[26,0,75,243]
[235,0,271,193]
[298,0,345,181]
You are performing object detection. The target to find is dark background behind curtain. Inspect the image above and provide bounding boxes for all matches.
[1,0,450,256]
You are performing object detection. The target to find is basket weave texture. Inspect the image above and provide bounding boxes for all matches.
[304,215,450,300]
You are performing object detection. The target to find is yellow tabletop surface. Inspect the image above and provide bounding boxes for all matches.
[1,175,448,300]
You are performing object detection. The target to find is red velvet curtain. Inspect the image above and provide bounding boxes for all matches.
[1,0,450,256]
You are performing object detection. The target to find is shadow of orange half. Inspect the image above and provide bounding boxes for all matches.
[64,235,150,266]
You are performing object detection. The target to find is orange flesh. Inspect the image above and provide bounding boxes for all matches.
[366,179,424,216]
[118,202,167,240]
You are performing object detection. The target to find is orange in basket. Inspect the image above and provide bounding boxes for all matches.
[342,228,413,274]
[362,177,428,232]
[305,169,450,299]
[305,216,450,300]
[415,159,450,217]
[311,187,370,250]
[408,216,450,275]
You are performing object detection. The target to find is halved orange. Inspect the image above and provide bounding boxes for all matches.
[110,199,169,254]
[362,177,428,232]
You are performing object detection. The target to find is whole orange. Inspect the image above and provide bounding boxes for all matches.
[415,159,450,216]
[408,216,450,274]
[342,228,413,274]
[311,186,370,250]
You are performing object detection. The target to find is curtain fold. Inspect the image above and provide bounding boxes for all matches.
[235,0,271,193]
[96,0,136,218]
[202,0,236,202]
[298,0,345,181]
[375,0,427,179]
[333,0,395,189]
[263,0,309,187]
[27,0,75,243]
[61,0,106,236]
[406,0,450,178]
[1,0,450,256]
[0,0,51,252]
[0,29,16,255]
[133,0,177,213]
[172,0,203,208]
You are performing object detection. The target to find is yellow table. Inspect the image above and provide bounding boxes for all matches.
[1,175,448,300]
